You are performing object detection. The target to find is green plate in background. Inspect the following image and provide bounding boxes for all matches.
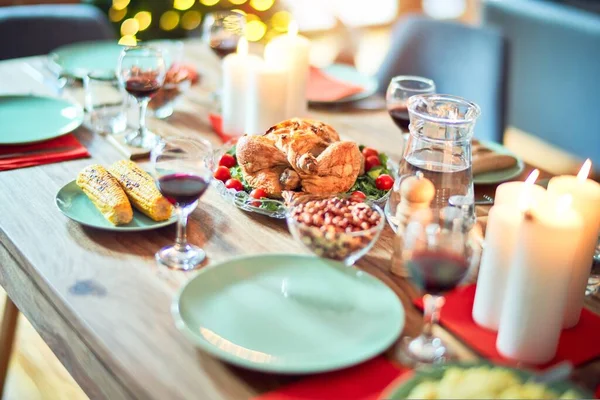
[382,363,591,399]
[56,180,176,231]
[309,64,378,105]
[474,140,525,185]
[172,254,404,374]
[50,40,179,79]
[0,95,83,145]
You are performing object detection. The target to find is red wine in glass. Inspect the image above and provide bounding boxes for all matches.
[210,42,237,59]
[157,173,209,207]
[407,249,469,294]
[126,77,161,99]
[389,105,410,131]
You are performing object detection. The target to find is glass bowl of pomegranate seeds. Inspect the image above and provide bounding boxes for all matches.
[287,194,385,266]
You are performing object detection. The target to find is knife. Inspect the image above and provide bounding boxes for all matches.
[0,146,77,160]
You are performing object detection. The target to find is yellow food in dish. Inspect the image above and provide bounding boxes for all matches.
[407,367,580,399]
[108,160,172,222]
[76,164,133,225]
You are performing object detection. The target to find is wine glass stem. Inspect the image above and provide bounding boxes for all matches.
[174,206,189,251]
[138,99,149,138]
[422,294,445,337]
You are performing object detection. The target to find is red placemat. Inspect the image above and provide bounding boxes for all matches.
[0,134,89,172]
[414,284,600,369]
[306,66,365,102]
[208,113,238,144]
[253,357,410,400]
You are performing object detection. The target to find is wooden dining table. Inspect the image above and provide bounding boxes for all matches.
[0,41,599,400]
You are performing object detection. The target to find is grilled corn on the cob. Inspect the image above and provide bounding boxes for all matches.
[108,160,173,221]
[76,165,133,225]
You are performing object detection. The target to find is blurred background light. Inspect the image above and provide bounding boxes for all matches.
[160,10,180,31]
[271,10,291,32]
[423,0,467,19]
[120,18,139,36]
[109,6,127,22]
[181,10,202,30]
[228,0,247,4]
[249,0,274,12]
[112,0,130,11]
[173,0,195,11]
[118,35,137,46]
[245,19,267,41]
[134,11,152,31]
[199,0,220,6]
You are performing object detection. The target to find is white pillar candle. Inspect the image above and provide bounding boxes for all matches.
[494,170,546,207]
[264,21,310,118]
[245,60,288,135]
[473,170,544,330]
[473,205,524,330]
[497,195,583,364]
[547,159,600,328]
[222,38,262,136]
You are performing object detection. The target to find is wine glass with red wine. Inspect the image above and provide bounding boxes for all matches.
[399,207,479,365]
[386,76,435,132]
[151,136,213,271]
[117,45,166,149]
[202,11,246,59]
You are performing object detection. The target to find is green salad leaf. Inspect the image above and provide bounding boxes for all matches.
[349,152,393,200]
[229,165,252,192]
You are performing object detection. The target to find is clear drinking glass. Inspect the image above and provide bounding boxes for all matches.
[152,137,213,271]
[202,11,246,59]
[149,41,191,119]
[117,45,166,149]
[386,94,481,231]
[399,207,479,365]
[84,70,127,135]
[386,76,436,132]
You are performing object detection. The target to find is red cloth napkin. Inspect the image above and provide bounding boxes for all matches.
[306,66,365,102]
[208,113,238,144]
[414,284,600,369]
[253,357,411,400]
[0,134,89,172]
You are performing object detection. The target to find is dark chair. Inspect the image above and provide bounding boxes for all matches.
[483,0,600,166]
[0,4,115,61]
[376,16,507,142]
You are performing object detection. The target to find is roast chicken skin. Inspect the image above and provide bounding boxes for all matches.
[236,119,362,197]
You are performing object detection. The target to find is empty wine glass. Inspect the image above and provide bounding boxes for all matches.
[117,45,166,149]
[399,207,479,365]
[151,137,213,271]
[386,76,435,132]
[202,11,246,59]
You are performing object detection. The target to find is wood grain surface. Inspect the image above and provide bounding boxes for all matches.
[0,41,597,400]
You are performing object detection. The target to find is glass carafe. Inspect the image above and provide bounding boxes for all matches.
[386,94,481,231]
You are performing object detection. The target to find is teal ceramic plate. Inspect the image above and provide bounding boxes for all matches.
[173,254,404,373]
[51,40,178,79]
[0,95,83,145]
[56,180,176,231]
[309,64,378,105]
[50,41,124,79]
[474,140,525,185]
[382,362,591,399]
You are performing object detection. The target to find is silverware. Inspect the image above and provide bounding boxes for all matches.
[532,361,573,384]
[474,195,494,205]
[0,146,77,160]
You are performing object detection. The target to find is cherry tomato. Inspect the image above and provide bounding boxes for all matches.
[362,147,379,159]
[225,178,244,191]
[219,154,236,168]
[375,174,394,191]
[213,166,231,182]
[350,191,367,202]
[365,155,382,171]
[250,188,268,199]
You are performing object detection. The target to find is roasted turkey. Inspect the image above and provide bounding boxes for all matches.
[236,119,362,197]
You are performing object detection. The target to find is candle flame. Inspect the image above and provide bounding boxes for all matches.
[237,37,248,56]
[288,20,298,37]
[518,169,540,212]
[577,158,592,181]
[556,194,573,214]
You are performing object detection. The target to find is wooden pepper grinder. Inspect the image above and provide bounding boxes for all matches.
[391,171,435,277]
